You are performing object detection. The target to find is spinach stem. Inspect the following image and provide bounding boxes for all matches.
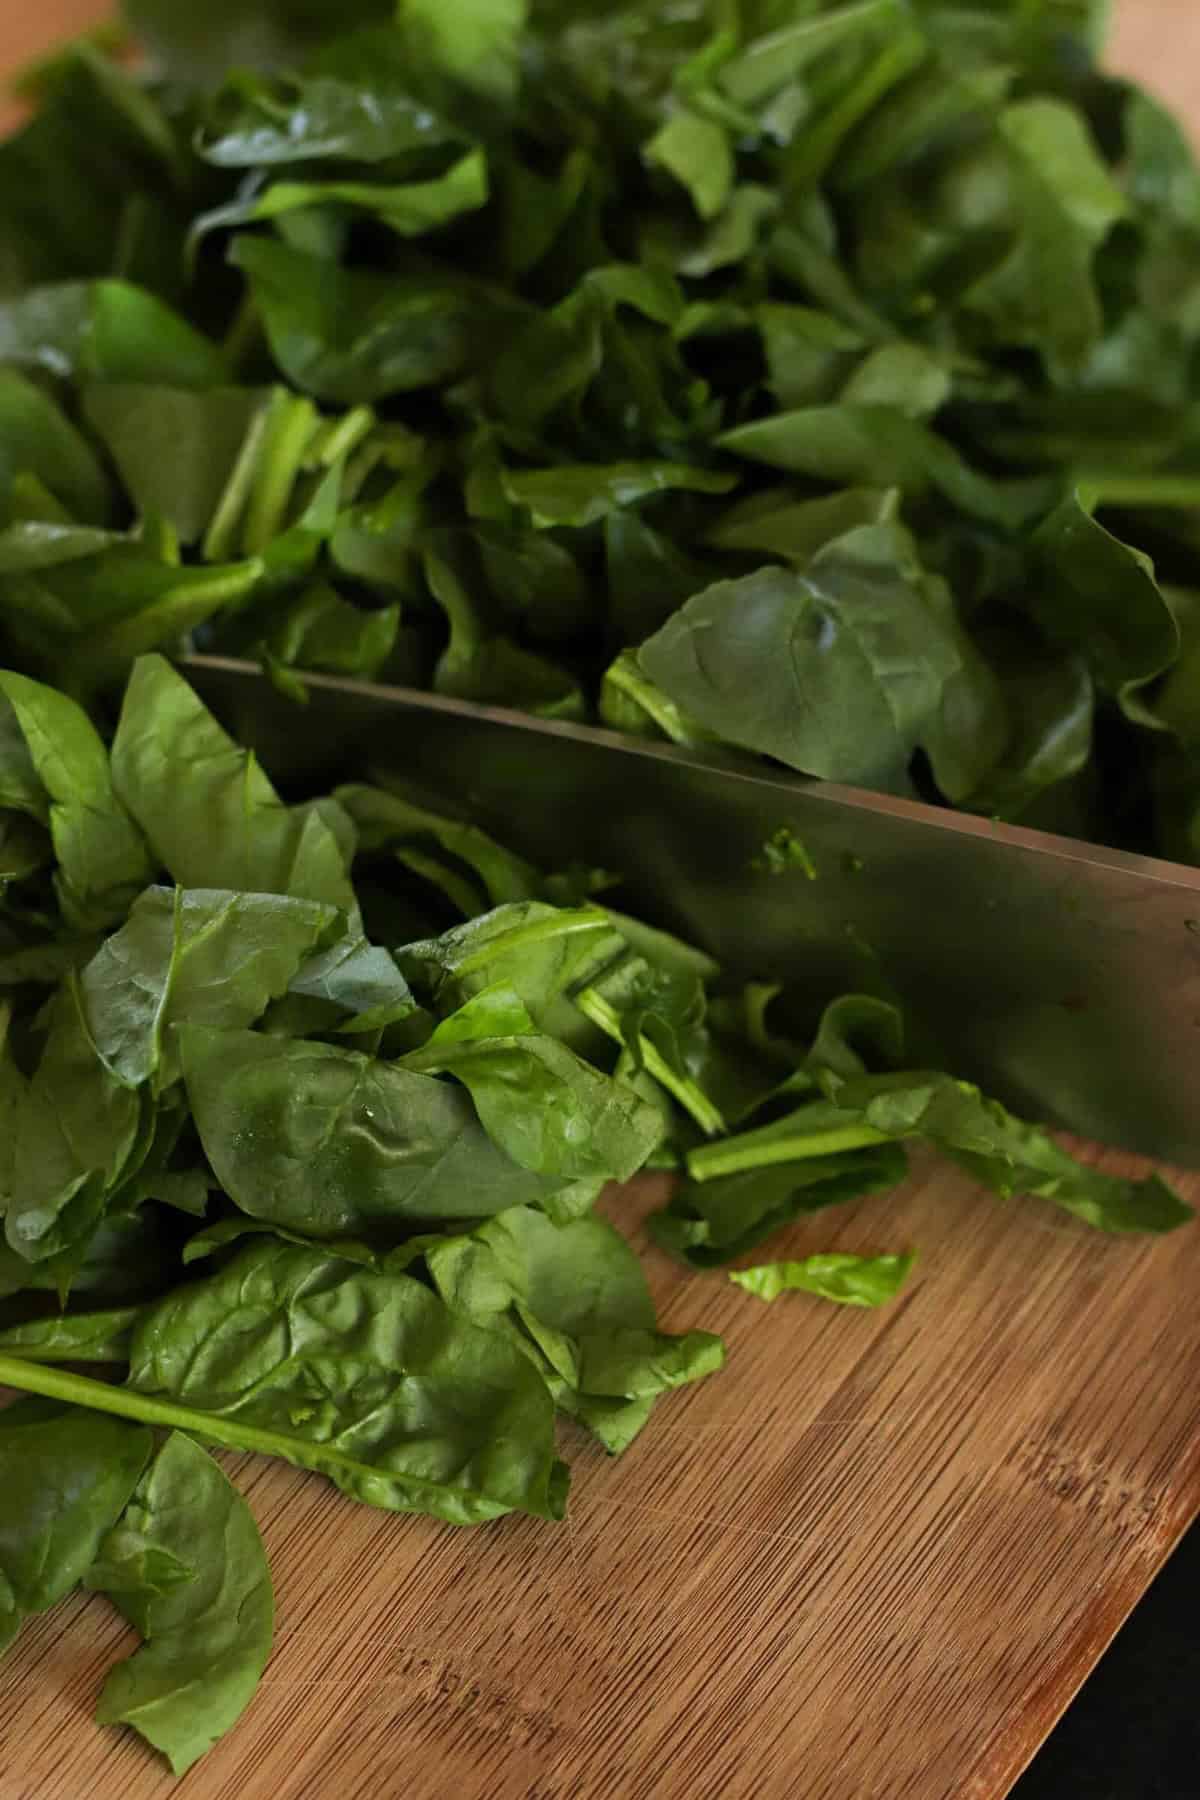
[0,1356,505,1514]
[452,908,613,977]
[202,401,270,562]
[687,1119,891,1181]
[243,392,320,554]
[574,985,726,1137]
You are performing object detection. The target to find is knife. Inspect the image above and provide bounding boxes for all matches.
[183,653,1200,1169]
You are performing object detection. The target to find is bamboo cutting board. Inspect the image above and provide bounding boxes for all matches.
[4,6,1200,1799]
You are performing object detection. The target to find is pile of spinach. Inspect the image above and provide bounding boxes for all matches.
[1,0,1198,1774]
[5,0,1200,858]
[0,652,1188,1771]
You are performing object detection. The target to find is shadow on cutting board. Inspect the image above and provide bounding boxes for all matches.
[1013,1519,1200,1798]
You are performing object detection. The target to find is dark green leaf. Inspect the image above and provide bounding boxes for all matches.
[88,1432,273,1776]
[6,976,144,1265]
[111,656,355,909]
[0,372,110,522]
[197,28,463,166]
[0,670,151,929]
[501,461,737,529]
[0,1401,151,1650]
[0,283,225,387]
[230,236,502,406]
[179,1022,567,1233]
[639,523,1006,792]
[1031,496,1179,720]
[404,991,664,1187]
[79,884,336,1092]
[427,1205,723,1452]
[337,782,541,904]
[0,1306,139,1362]
[82,385,267,545]
[126,1239,566,1522]
[651,1139,910,1266]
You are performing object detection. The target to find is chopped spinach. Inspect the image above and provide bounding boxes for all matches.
[0,0,1193,861]
[0,0,1196,1778]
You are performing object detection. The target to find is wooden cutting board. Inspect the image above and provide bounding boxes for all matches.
[4,6,1200,1799]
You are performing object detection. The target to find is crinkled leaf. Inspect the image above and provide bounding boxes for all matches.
[127,1239,566,1523]
[179,1022,567,1233]
[79,885,336,1092]
[427,1205,722,1453]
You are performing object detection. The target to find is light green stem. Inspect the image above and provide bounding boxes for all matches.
[243,392,320,554]
[313,405,376,469]
[574,985,725,1137]
[687,1120,891,1181]
[452,908,612,977]
[0,1357,498,1514]
[202,401,270,562]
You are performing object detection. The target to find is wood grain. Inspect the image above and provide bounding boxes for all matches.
[2,5,1200,1799]
[5,1159,1200,1800]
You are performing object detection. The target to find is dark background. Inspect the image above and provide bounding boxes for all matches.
[1014,1519,1200,1798]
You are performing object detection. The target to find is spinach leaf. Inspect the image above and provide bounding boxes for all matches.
[427,1205,723,1452]
[685,1074,1193,1236]
[0,1307,139,1362]
[0,282,225,387]
[730,1250,915,1306]
[337,782,541,906]
[398,900,626,1032]
[7,976,145,1265]
[88,1432,273,1776]
[650,1141,910,1266]
[196,150,489,244]
[0,671,151,929]
[230,236,503,406]
[961,99,1127,373]
[179,1022,566,1233]
[196,28,462,166]
[501,462,737,529]
[82,385,268,545]
[0,1400,151,1650]
[111,655,355,910]
[821,1070,1195,1233]
[1031,496,1180,722]
[79,885,336,1092]
[0,372,110,522]
[125,1240,566,1522]
[404,999,665,1190]
[639,523,1006,791]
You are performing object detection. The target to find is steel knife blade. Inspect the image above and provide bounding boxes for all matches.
[184,654,1200,1167]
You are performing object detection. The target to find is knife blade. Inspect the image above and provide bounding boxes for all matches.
[184,653,1200,1167]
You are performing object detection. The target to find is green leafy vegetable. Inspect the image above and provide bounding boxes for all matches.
[111,655,354,909]
[427,1205,723,1452]
[0,0,1196,1777]
[0,1307,139,1362]
[179,1022,570,1232]
[0,1399,152,1649]
[80,885,335,1091]
[729,1250,914,1306]
[87,1433,273,1776]
[0,0,1186,873]
[126,1239,567,1522]
[0,670,151,928]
